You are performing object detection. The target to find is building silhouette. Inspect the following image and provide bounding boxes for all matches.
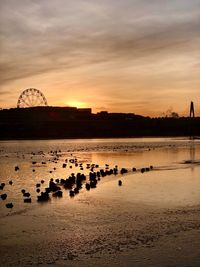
[190,101,195,118]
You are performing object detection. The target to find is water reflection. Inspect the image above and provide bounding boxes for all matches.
[190,140,195,162]
[189,140,195,173]
[0,138,200,216]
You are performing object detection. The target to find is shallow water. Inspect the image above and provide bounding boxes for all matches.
[0,137,200,211]
[0,138,200,266]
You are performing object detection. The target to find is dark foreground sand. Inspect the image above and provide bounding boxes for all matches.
[0,202,199,267]
[55,229,200,267]
[75,229,200,267]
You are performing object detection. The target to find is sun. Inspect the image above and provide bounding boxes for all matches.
[66,100,86,108]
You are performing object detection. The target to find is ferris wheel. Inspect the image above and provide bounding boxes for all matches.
[17,88,48,108]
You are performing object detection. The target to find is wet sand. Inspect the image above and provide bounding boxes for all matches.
[0,199,199,266]
[0,138,200,266]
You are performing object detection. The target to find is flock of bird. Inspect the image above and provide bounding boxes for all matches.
[0,150,154,211]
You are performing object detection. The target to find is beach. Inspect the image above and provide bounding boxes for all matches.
[0,138,200,266]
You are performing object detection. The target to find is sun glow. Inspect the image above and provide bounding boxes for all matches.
[66,100,87,108]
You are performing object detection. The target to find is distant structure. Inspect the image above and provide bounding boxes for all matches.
[190,101,195,118]
[17,88,48,108]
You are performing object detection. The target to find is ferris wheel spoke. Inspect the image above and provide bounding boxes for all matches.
[30,94,35,106]
[21,97,31,107]
[36,97,43,106]
[31,96,36,106]
[39,99,45,106]
[33,96,40,106]
[22,93,33,107]
[30,89,34,107]
[31,92,35,106]
[27,94,33,106]
[33,95,38,107]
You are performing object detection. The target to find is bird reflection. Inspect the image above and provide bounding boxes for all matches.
[189,140,195,172]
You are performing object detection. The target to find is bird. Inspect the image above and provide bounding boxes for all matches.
[23,192,30,197]
[118,180,122,186]
[1,193,7,200]
[6,203,13,209]
[24,198,31,203]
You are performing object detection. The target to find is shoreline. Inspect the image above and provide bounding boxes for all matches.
[0,135,200,141]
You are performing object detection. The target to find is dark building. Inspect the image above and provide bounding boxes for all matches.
[0,106,200,139]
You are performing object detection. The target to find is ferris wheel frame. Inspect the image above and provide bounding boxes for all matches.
[17,88,48,108]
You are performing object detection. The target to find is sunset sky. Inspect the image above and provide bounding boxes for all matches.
[0,0,200,116]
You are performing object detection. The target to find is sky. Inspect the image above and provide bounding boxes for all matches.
[0,0,200,116]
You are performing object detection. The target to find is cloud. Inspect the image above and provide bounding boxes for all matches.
[0,89,12,96]
[0,0,200,115]
[0,0,200,85]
